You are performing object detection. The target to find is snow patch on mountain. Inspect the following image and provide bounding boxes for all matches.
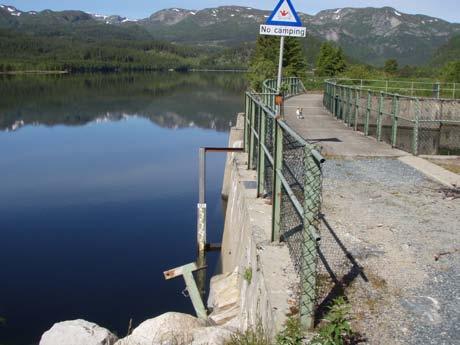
[1,4,23,16]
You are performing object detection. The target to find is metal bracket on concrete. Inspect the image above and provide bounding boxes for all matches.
[164,262,208,320]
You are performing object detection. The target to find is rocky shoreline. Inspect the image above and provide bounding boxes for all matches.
[39,271,241,345]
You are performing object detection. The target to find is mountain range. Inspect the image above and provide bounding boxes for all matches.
[1,4,459,66]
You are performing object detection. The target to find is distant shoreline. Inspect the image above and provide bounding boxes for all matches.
[0,69,247,75]
[0,70,69,75]
[190,69,248,73]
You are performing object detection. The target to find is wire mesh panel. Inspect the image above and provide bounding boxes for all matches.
[417,99,441,155]
[252,111,260,171]
[379,95,395,145]
[280,129,307,268]
[322,82,460,156]
[367,92,379,138]
[246,78,325,328]
[264,113,275,198]
[316,213,363,322]
[355,92,367,132]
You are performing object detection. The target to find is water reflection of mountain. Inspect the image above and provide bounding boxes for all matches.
[0,72,247,132]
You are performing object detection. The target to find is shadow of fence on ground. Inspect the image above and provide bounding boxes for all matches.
[315,214,369,325]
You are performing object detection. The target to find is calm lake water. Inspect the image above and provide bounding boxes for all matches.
[0,72,246,345]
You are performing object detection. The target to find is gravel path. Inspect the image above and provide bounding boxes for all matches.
[318,158,459,345]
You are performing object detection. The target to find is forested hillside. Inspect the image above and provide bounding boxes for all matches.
[431,35,460,66]
[0,4,459,73]
[0,5,248,72]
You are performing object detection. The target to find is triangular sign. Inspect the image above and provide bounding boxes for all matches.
[266,0,303,27]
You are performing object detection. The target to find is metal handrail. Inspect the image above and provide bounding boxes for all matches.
[244,77,324,329]
[327,78,459,100]
[323,80,460,155]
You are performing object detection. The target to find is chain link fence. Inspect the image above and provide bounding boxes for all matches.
[245,78,325,328]
[332,78,460,99]
[324,81,460,155]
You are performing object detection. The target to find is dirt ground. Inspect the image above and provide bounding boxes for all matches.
[317,158,459,345]
[426,157,460,175]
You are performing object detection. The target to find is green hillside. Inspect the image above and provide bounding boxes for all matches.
[431,35,460,66]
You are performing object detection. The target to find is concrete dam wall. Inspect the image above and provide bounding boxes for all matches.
[216,113,297,338]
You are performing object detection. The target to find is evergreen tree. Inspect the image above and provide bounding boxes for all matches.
[442,61,460,82]
[384,59,399,74]
[248,36,307,90]
[315,42,347,77]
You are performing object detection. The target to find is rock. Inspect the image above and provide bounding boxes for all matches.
[207,269,240,325]
[191,326,234,345]
[39,319,118,345]
[209,304,240,326]
[401,296,442,324]
[115,312,204,345]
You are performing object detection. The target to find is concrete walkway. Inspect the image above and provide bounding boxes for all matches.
[283,93,460,344]
[284,93,409,158]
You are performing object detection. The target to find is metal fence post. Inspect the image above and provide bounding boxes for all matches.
[271,121,283,242]
[343,87,350,125]
[338,87,343,119]
[300,150,321,330]
[248,101,256,170]
[413,99,420,155]
[324,83,328,108]
[333,85,337,117]
[434,82,441,99]
[354,88,360,130]
[365,91,371,136]
[377,92,384,141]
[391,95,400,147]
[244,93,249,153]
[348,87,353,126]
[343,87,348,124]
[257,107,266,197]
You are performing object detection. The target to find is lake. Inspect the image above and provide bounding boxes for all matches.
[0,72,246,345]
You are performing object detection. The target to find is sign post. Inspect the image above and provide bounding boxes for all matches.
[260,0,306,93]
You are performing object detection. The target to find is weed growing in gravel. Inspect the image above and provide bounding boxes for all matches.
[276,317,303,345]
[311,297,357,345]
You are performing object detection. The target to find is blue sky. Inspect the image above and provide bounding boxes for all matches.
[4,1,460,22]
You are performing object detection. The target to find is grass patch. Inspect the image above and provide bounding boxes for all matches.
[276,317,303,345]
[429,160,460,174]
[225,317,303,345]
[225,323,270,345]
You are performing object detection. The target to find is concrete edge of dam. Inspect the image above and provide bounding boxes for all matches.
[215,113,298,338]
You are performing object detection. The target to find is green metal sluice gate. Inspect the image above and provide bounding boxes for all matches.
[245,77,325,328]
[324,80,460,155]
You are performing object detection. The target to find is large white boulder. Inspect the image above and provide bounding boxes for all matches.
[39,319,118,345]
[191,326,234,345]
[115,312,204,345]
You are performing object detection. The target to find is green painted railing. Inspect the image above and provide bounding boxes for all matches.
[327,78,459,99]
[244,77,324,329]
[324,80,460,155]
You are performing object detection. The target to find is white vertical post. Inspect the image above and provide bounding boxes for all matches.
[197,148,207,299]
[197,148,206,254]
[277,36,285,93]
